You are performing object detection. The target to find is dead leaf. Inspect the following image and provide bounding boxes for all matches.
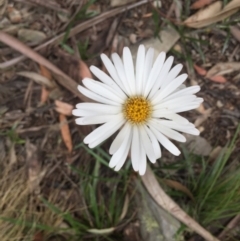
[18,29,47,44]
[55,100,73,116]
[194,108,212,127]
[39,65,52,80]
[39,65,52,104]
[141,166,220,241]
[111,0,135,7]
[59,114,73,153]
[208,75,227,83]
[208,64,237,77]
[79,60,92,80]
[209,146,223,161]
[162,179,194,201]
[184,134,212,156]
[230,26,240,42]
[191,0,214,9]
[184,0,240,28]
[18,71,54,88]
[7,6,22,23]
[40,86,49,105]
[185,1,222,24]
[194,64,207,76]
[206,62,240,77]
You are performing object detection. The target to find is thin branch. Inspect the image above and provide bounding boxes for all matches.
[0,32,86,100]
[141,166,221,241]
[0,0,149,69]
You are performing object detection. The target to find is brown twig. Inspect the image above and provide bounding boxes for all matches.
[218,214,240,240]
[0,31,85,100]
[0,0,149,69]
[141,166,221,241]
[14,0,69,13]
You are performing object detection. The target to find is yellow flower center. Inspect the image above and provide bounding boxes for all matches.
[123,97,152,124]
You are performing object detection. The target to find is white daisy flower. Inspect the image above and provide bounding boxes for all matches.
[72,45,203,175]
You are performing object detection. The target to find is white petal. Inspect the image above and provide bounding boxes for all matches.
[131,126,140,171]
[90,66,127,99]
[76,114,122,125]
[142,48,154,93]
[138,143,147,176]
[150,126,181,156]
[123,47,136,94]
[109,127,132,168]
[181,128,200,135]
[148,56,174,99]
[83,78,123,100]
[151,109,174,116]
[153,95,197,109]
[83,78,124,103]
[152,74,188,104]
[171,100,203,113]
[112,53,132,95]
[88,120,124,148]
[151,109,189,124]
[161,63,183,89]
[109,122,131,154]
[143,52,166,97]
[78,85,121,106]
[159,120,194,130]
[100,53,126,92]
[161,113,189,124]
[159,120,200,135]
[72,109,98,117]
[89,122,125,149]
[114,133,132,171]
[158,95,197,105]
[84,116,123,144]
[75,103,121,114]
[149,119,186,142]
[144,125,161,159]
[136,45,145,95]
[163,86,201,102]
[139,126,156,163]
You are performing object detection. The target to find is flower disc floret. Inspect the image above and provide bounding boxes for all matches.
[123,97,152,124]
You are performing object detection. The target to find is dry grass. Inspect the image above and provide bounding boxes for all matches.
[0,165,69,241]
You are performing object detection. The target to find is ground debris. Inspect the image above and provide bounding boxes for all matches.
[135,181,182,241]
[26,139,45,194]
[183,134,213,156]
